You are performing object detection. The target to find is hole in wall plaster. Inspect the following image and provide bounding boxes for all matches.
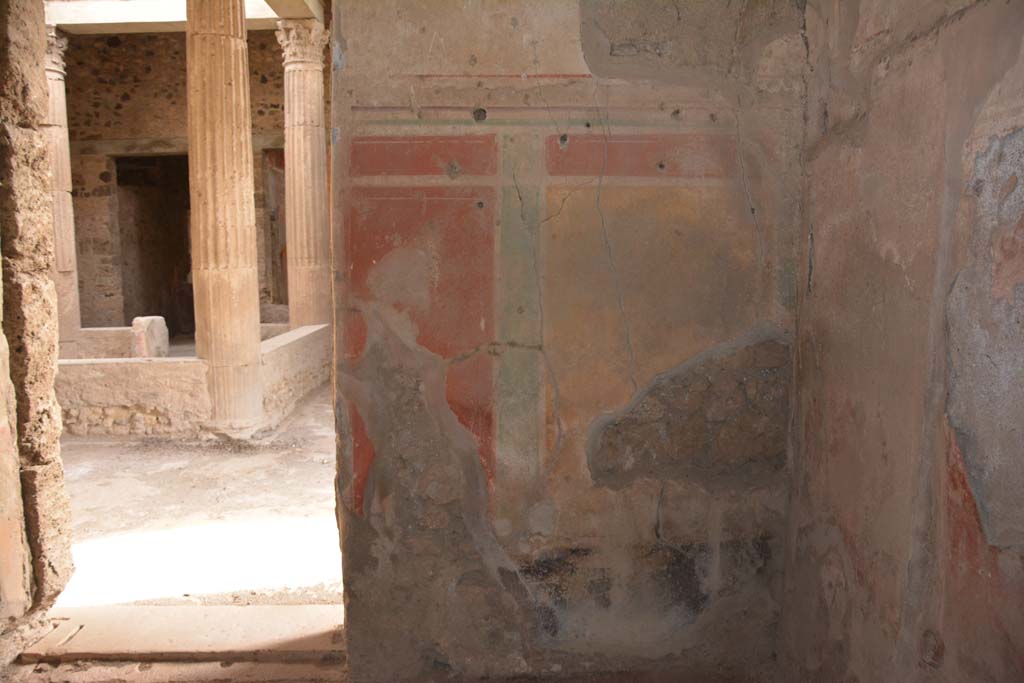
[559,133,569,150]
[472,107,487,122]
[920,630,945,669]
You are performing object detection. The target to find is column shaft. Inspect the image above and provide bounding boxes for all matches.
[186,0,263,431]
[44,28,82,357]
[277,20,331,327]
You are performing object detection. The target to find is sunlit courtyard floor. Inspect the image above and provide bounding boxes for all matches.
[54,383,342,611]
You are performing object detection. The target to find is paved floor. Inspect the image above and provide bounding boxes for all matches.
[54,383,342,609]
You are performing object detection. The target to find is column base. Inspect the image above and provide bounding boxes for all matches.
[204,361,264,436]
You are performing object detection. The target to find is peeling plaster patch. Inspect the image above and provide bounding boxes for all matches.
[331,40,346,72]
[587,327,790,489]
[947,128,1024,548]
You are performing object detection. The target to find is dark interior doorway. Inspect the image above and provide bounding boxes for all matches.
[115,155,194,336]
[263,148,288,305]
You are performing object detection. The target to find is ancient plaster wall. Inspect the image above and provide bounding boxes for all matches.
[0,0,73,667]
[63,31,294,316]
[780,1,1024,681]
[331,1,804,680]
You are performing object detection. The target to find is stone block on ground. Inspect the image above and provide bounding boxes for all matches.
[130,316,169,358]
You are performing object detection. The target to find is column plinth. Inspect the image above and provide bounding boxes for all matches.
[186,0,263,432]
[44,27,82,358]
[276,20,331,328]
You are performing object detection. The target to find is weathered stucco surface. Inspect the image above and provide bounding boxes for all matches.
[332,1,803,680]
[947,130,1024,549]
[0,0,72,667]
[780,1,1024,681]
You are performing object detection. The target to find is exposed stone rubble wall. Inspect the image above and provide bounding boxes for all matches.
[65,32,286,142]
[63,31,328,318]
[0,0,72,668]
[331,1,804,680]
[70,153,122,326]
[780,1,1024,681]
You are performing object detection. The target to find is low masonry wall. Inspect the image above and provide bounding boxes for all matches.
[57,357,211,436]
[261,324,331,428]
[75,322,289,359]
[260,322,290,340]
[75,327,134,359]
[56,324,330,437]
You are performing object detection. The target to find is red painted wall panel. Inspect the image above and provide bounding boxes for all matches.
[350,135,499,177]
[344,186,497,510]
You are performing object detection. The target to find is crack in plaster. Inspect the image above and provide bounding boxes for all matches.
[448,340,543,365]
[530,41,563,138]
[592,85,640,394]
[733,109,768,272]
[727,0,751,79]
[511,169,566,473]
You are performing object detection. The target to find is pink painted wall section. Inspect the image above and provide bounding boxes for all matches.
[940,421,1024,674]
[344,185,497,513]
[350,135,498,177]
[545,133,738,178]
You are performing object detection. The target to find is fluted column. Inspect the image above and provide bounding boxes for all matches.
[44,28,82,358]
[186,0,263,432]
[276,20,331,327]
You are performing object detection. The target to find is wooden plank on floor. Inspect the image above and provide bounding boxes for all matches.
[20,605,345,664]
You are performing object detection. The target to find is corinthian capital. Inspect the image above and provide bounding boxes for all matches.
[276,19,329,67]
[45,26,69,77]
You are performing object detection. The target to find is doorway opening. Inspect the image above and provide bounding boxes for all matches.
[114,155,194,338]
[28,147,342,663]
